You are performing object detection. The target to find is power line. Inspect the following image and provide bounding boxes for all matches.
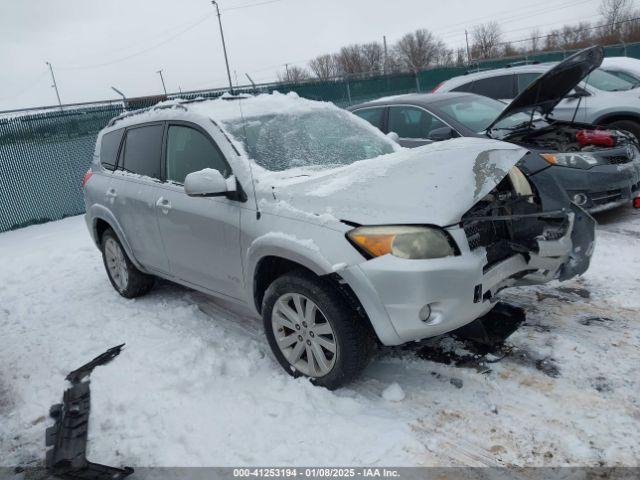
[221,0,284,11]
[0,70,48,103]
[58,14,214,70]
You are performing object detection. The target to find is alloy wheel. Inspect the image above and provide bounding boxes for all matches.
[271,293,337,377]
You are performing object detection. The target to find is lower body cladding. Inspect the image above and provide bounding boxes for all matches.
[555,161,640,212]
[340,205,595,346]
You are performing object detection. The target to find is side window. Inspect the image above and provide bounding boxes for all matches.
[121,124,163,179]
[451,81,475,94]
[388,106,447,139]
[517,73,542,93]
[165,125,230,184]
[352,107,385,130]
[455,75,515,99]
[100,129,124,171]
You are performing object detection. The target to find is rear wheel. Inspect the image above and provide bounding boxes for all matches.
[607,119,640,142]
[262,271,374,390]
[101,228,154,298]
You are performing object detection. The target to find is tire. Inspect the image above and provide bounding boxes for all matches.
[100,228,154,298]
[607,120,640,142]
[262,270,375,390]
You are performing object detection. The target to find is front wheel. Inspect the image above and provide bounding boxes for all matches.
[262,271,374,390]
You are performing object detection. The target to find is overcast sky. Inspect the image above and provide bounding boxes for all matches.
[0,0,605,111]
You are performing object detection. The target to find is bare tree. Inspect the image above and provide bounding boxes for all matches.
[599,0,634,35]
[471,21,502,59]
[454,47,466,66]
[309,54,339,80]
[394,29,444,72]
[277,65,310,84]
[361,42,384,74]
[335,44,367,75]
[529,28,542,53]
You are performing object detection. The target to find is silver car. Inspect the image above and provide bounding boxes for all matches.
[83,93,594,389]
[435,46,640,140]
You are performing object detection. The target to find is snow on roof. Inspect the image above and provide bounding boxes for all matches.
[107,92,340,129]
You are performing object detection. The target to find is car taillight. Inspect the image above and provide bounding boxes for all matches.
[82,169,93,188]
[576,129,615,147]
[633,197,640,209]
[432,81,445,92]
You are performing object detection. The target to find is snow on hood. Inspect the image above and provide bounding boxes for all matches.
[256,137,528,227]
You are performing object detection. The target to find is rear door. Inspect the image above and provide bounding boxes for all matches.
[387,105,451,147]
[110,122,169,273]
[155,122,243,299]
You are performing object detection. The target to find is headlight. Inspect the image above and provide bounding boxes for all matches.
[347,225,456,259]
[540,152,600,169]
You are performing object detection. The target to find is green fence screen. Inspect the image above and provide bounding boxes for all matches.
[2,43,640,232]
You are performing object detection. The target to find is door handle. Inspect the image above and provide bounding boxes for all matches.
[156,196,172,213]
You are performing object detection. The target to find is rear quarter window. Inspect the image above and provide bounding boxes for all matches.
[100,129,124,171]
[352,107,385,130]
[453,74,515,99]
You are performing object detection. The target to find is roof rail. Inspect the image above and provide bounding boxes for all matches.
[106,101,188,127]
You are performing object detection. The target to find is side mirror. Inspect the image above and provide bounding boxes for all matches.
[428,126,456,141]
[184,169,235,197]
[386,131,400,143]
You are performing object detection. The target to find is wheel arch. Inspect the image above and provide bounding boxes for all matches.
[593,112,640,127]
[88,205,146,272]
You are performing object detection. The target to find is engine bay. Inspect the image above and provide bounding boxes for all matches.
[504,122,631,153]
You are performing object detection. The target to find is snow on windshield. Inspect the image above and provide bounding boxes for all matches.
[187,92,398,172]
[223,110,396,171]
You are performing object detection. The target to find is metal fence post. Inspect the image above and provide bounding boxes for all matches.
[345,75,352,105]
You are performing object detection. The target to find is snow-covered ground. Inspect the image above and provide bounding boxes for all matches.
[0,207,638,467]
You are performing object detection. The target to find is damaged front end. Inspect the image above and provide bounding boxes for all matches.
[460,165,595,295]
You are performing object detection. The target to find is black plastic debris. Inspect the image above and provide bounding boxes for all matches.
[45,344,133,480]
[452,302,526,353]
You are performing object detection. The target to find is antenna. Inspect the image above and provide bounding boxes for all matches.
[236,97,261,219]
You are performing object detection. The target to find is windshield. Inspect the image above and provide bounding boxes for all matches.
[223,110,396,171]
[585,68,636,91]
[435,96,538,132]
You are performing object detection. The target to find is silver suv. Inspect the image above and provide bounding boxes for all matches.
[83,93,594,389]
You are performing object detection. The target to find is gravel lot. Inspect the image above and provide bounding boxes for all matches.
[0,206,638,467]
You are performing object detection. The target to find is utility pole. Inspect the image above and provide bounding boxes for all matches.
[464,29,471,65]
[285,63,290,82]
[157,69,167,95]
[45,61,62,109]
[212,1,234,94]
[383,35,388,75]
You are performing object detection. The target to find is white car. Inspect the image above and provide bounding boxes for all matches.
[601,56,640,84]
[434,46,640,139]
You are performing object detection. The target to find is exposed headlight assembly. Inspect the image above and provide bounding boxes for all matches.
[347,225,457,259]
[540,152,600,169]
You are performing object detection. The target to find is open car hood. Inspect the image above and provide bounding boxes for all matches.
[486,45,604,132]
[259,137,528,227]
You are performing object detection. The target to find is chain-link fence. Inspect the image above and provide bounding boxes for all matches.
[2,42,640,232]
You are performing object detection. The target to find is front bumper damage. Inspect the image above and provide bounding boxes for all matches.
[341,204,595,347]
[46,344,133,480]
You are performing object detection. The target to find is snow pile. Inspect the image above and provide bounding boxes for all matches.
[382,383,405,402]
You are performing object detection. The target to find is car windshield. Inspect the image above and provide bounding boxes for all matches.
[223,110,396,171]
[585,68,636,91]
[435,96,537,132]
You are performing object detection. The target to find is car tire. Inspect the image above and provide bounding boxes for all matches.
[607,120,640,142]
[100,228,154,298]
[262,270,375,390]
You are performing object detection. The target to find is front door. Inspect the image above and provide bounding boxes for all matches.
[155,123,243,299]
